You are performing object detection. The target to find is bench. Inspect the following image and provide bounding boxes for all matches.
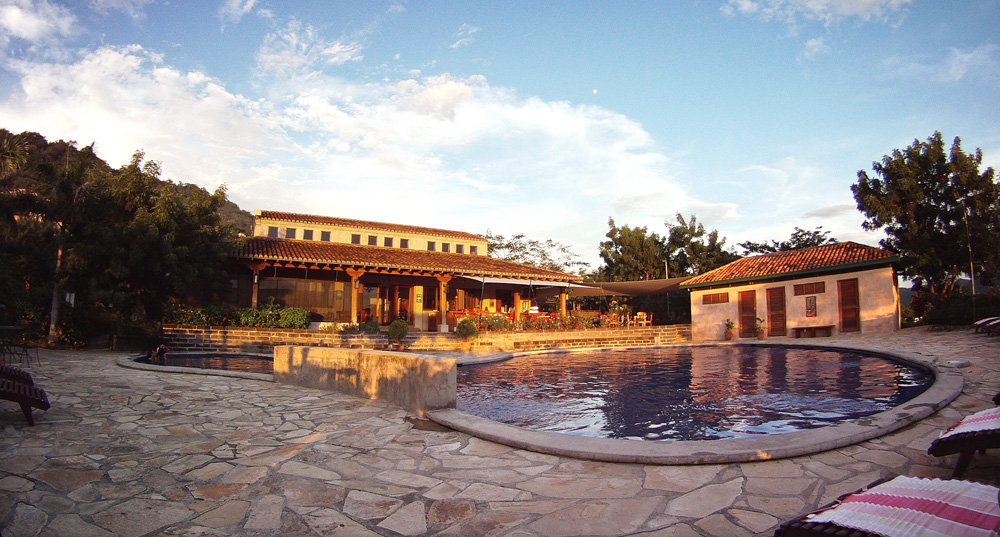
[0,364,34,385]
[790,325,835,338]
[1,377,50,426]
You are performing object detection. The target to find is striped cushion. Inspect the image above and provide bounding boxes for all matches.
[940,407,1000,439]
[807,476,1000,537]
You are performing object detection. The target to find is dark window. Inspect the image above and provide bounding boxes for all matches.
[351,234,361,244]
[456,244,464,254]
[368,235,377,246]
[427,241,436,251]
[703,292,729,305]
[321,231,331,241]
[303,230,313,240]
[806,296,817,317]
[285,228,296,239]
[442,243,450,253]
[384,237,393,247]
[470,246,478,255]
[400,239,409,249]
[267,226,278,238]
[793,282,825,296]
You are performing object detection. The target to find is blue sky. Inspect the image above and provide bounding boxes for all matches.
[1,1,997,269]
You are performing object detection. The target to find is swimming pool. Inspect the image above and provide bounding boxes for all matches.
[457,345,932,441]
[136,353,273,374]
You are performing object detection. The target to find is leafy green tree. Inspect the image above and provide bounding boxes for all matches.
[852,132,999,294]
[483,230,588,273]
[665,214,739,276]
[597,218,668,281]
[738,226,836,255]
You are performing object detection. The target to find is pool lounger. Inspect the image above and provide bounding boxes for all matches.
[928,392,1000,478]
[773,475,1000,537]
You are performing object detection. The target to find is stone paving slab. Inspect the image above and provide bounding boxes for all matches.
[0,327,997,536]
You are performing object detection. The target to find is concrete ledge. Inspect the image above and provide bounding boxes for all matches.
[430,342,964,464]
[274,346,456,417]
[116,355,275,382]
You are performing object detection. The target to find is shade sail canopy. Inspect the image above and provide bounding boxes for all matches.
[570,277,692,296]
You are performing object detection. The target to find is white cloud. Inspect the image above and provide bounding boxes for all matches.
[91,0,154,20]
[219,0,258,27]
[799,37,831,61]
[450,23,479,50]
[0,0,75,45]
[721,0,911,26]
[256,19,364,78]
[883,44,999,83]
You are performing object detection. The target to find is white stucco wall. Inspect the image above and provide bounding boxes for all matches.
[688,266,899,341]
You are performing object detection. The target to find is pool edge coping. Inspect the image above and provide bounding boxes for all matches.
[431,340,964,464]
[116,355,275,382]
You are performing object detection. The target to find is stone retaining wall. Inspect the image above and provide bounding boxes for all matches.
[162,324,692,353]
[273,346,456,417]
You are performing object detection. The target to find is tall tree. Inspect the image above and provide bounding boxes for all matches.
[483,230,588,273]
[852,132,999,294]
[738,226,837,255]
[665,214,739,276]
[597,218,668,281]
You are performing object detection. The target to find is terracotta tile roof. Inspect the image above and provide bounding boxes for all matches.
[233,237,581,282]
[256,210,485,242]
[680,242,898,289]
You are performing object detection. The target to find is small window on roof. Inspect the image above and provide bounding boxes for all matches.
[470,245,478,255]
[384,237,393,247]
[442,243,450,253]
[400,239,409,249]
[427,241,436,251]
[368,235,377,246]
[285,228,296,239]
[303,230,313,240]
[267,226,278,238]
[321,231,331,242]
[456,244,464,254]
[351,234,361,244]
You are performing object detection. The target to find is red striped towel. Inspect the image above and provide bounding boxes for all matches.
[940,407,1000,438]
[807,476,1000,537]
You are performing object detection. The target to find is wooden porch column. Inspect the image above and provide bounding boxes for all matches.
[559,290,567,317]
[246,261,269,308]
[346,268,365,324]
[514,292,522,323]
[436,275,451,332]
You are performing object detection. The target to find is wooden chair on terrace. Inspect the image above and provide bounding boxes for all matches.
[972,317,1000,332]
[1,377,50,426]
[635,312,652,326]
[0,364,34,385]
[927,393,1000,478]
[773,475,1000,537]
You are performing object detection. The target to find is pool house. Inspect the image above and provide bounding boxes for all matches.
[680,242,901,341]
[225,210,581,332]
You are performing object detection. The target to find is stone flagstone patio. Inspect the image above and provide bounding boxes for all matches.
[1,326,997,536]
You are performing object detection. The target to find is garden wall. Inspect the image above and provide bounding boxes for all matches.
[161,324,692,353]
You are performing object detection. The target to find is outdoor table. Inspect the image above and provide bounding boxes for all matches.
[0,326,30,366]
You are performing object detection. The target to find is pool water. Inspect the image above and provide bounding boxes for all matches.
[138,353,273,374]
[457,346,932,441]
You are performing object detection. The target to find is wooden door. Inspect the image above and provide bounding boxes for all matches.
[838,278,860,332]
[739,291,756,338]
[767,287,787,336]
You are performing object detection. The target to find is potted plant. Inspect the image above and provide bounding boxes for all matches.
[455,318,478,352]
[388,319,409,351]
[724,319,735,340]
[754,318,767,340]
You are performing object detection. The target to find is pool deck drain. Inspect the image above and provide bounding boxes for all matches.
[1,326,997,537]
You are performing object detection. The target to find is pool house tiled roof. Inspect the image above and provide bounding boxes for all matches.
[234,237,581,283]
[680,242,898,290]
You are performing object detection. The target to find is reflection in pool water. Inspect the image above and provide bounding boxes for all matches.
[457,346,932,441]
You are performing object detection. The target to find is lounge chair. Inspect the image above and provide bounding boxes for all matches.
[0,364,34,385]
[984,319,1000,336]
[0,377,50,426]
[928,397,1000,478]
[773,475,1000,537]
[972,317,1000,332]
